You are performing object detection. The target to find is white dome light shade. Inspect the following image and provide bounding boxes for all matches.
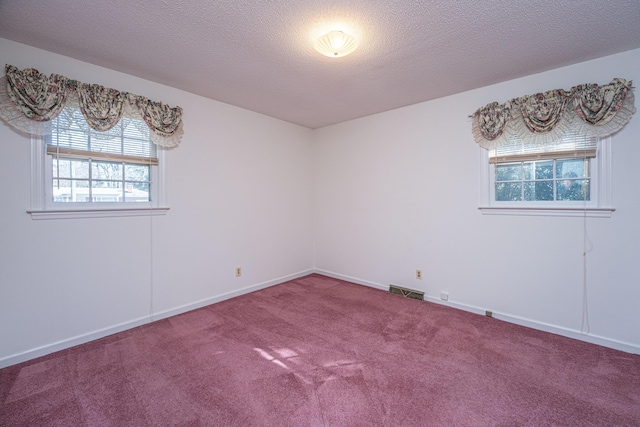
[314,31,357,58]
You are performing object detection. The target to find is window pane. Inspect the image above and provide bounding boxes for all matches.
[125,183,150,202]
[558,179,590,201]
[556,158,588,179]
[53,179,90,202]
[496,182,522,201]
[91,161,123,181]
[496,164,521,182]
[525,181,553,201]
[523,162,534,180]
[53,159,71,179]
[124,164,150,181]
[53,158,89,179]
[535,161,553,180]
[52,179,72,202]
[71,160,90,179]
[91,181,123,202]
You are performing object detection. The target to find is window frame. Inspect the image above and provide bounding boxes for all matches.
[29,135,169,220]
[479,136,614,217]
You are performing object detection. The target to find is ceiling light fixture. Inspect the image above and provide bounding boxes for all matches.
[313,31,357,58]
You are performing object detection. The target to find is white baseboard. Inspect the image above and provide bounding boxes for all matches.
[4,267,636,369]
[151,269,314,321]
[0,316,151,370]
[0,269,314,369]
[313,268,640,355]
[314,268,388,291]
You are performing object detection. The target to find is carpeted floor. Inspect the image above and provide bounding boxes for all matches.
[1,274,639,426]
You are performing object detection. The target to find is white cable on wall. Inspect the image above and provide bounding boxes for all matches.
[149,157,155,323]
[581,153,593,335]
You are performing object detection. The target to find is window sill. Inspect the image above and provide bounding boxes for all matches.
[479,206,614,218]
[28,207,170,220]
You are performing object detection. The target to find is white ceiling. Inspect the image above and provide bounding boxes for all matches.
[1,0,639,129]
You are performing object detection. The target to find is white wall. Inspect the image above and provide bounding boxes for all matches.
[0,39,314,367]
[2,39,639,368]
[313,48,640,353]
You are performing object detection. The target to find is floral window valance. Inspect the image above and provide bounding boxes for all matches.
[0,64,183,148]
[470,78,636,150]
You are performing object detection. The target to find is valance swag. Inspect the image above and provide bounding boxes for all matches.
[0,64,183,147]
[471,78,636,150]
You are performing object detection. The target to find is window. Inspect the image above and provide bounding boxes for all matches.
[30,107,168,219]
[470,78,634,217]
[480,132,613,217]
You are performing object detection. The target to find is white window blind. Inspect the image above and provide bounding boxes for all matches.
[46,107,157,165]
[489,131,597,164]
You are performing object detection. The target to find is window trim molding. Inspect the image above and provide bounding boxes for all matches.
[479,136,613,218]
[478,206,614,218]
[30,136,169,220]
[27,207,170,220]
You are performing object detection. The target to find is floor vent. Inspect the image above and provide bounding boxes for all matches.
[389,285,424,301]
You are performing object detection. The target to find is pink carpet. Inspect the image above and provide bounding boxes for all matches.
[1,274,639,426]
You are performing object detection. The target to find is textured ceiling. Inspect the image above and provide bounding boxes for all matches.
[1,0,639,129]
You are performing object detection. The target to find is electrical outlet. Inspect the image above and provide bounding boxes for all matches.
[416,269,422,280]
[440,292,449,301]
[235,267,242,277]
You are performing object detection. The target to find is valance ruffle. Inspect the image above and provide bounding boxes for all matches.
[0,64,183,148]
[134,96,184,146]
[5,65,69,122]
[473,101,513,141]
[471,78,635,150]
[77,83,125,132]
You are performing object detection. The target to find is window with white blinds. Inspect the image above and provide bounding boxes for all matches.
[44,107,159,205]
[489,132,596,203]
[480,132,613,217]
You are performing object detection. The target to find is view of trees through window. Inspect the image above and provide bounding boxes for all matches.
[495,158,590,202]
